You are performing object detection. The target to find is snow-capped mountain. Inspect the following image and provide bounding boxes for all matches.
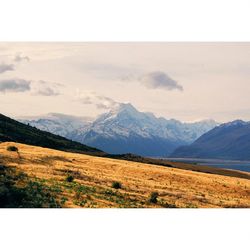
[170,119,250,160]
[19,113,93,137]
[19,104,218,156]
[67,103,218,156]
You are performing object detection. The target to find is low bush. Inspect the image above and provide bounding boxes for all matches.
[112,181,122,189]
[7,146,18,152]
[65,175,74,182]
[149,192,159,204]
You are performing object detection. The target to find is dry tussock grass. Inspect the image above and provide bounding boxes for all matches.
[0,142,249,208]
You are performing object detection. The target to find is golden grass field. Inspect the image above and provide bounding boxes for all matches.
[0,142,250,208]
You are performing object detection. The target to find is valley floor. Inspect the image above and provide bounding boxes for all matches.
[0,142,249,208]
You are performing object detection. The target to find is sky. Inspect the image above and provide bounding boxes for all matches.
[1,42,250,123]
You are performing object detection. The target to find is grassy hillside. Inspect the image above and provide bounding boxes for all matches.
[2,113,248,180]
[109,153,250,180]
[0,113,103,155]
[1,142,249,208]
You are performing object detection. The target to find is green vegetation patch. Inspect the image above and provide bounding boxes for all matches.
[0,165,63,208]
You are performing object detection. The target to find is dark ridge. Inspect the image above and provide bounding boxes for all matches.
[106,153,250,180]
[0,113,104,156]
[106,153,173,167]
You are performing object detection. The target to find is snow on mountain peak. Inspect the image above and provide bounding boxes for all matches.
[220,119,247,128]
[109,103,139,117]
[118,103,137,112]
[86,103,219,142]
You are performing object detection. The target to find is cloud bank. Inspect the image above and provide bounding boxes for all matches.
[14,54,30,63]
[0,78,64,96]
[0,78,31,93]
[0,63,15,74]
[0,53,29,75]
[95,95,118,109]
[118,69,183,91]
[31,80,62,96]
[76,91,119,110]
[139,71,183,91]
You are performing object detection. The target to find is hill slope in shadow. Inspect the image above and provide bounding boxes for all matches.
[0,113,103,155]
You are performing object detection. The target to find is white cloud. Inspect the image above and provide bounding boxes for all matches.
[35,87,60,96]
[0,63,15,74]
[0,53,29,74]
[95,95,118,109]
[14,53,30,63]
[80,62,140,81]
[139,71,183,91]
[76,90,119,109]
[0,78,31,93]
[0,78,63,96]
[31,80,62,96]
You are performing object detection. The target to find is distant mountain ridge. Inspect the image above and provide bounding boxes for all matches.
[170,120,250,160]
[19,113,93,137]
[20,103,218,157]
[0,113,102,155]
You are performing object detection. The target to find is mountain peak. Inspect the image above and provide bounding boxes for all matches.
[113,103,138,113]
[220,119,247,128]
[103,103,140,120]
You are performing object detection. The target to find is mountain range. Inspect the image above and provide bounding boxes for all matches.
[171,120,250,160]
[19,103,218,157]
[4,112,249,178]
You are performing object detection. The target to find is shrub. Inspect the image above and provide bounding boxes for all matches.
[7,146,18,152]
[112,181,122,189]
[0,165,5,171]
[65,175,74,182]
[149,192,159,204]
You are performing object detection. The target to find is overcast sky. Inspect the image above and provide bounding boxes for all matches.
[1,42,250,122]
